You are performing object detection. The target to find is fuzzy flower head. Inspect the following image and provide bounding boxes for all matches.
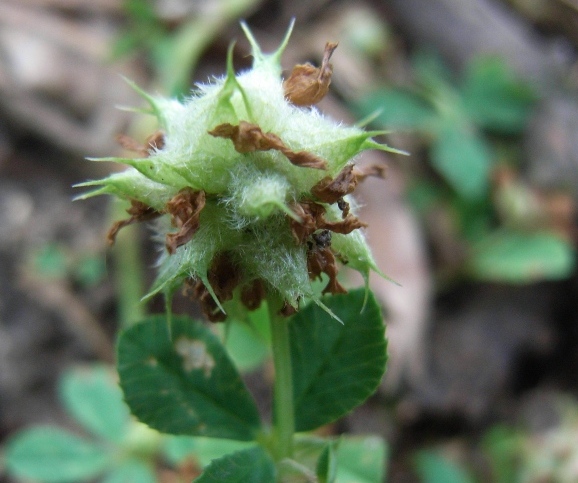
[77,21,402,321]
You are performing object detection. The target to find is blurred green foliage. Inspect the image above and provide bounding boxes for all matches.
[357,52,575,284]
[32,243,107,288]
[358,52,535,199]
[112,0,261,96]
[410,395,578,482]
[3,361,388,483]
[413,450,475,483]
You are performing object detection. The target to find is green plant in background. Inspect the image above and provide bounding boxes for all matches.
[2,364,386,482]
[357,52,575,283]
[31,243,107,289]
[114,0,262,96]
[4,365,166,482]
[66,21,397,481]
[399,395,578,483]
[358,52,534,200]
[482,398,578,483]
[412,450,475,483]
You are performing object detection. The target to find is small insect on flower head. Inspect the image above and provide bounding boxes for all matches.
[75,20,404,322]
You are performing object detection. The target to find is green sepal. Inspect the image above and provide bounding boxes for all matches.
[226,168,296,222]
[144,204,244,305]
[90,156,192,190]
[215,41,254,123]
[74,170,174,211]
[241,19,294,76]
[363,138,410,156]
[121,75,169,127]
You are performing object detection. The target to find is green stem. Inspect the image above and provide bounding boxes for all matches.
[268,298,295,461]
[111,200,146,329]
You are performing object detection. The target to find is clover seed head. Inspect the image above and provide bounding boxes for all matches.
[76,21,400,321]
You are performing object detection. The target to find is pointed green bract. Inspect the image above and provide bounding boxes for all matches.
[75,170,174,211]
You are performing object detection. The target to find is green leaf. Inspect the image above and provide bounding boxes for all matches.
[413,50,455,90]
[221,305,270,373]
[101,459,157,483]
[453,196,494,243]
[461,57,535,134]
[110,33,140,60]
[33,244,68,279]
[162,435,198,464]
[163,435,253,467]
[291,436,329,475]
[357,89,435,130]
[117,315,261,440]
[482,425,523,483]
[4,426,111,483]
[406,180,445,215]
[290,289,387,432]
[195,446,276,483]
[59,365,130,444]
[414,450,474,483]
[316,442,338,483]
[468,230,575,283]
[74,255,107,287]
[336,436,388,483]
[431,125,491,200]
[123,0,158,22]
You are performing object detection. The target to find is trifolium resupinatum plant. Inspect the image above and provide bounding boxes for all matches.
[76,21,403,322]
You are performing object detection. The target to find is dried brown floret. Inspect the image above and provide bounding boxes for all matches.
[283,42,338,106]
[280,301,298,317]
[184,278,227,323]
[311,229,332,249]
[107,199,161,245]
[209,121,327,170]
[337,198,350,218]
[307,246,347,295]
[312,164,358,204]
[145,130,165,152]
[116,130,165,158]
[312,164,387,219]
[183,253,241,322]
[165,188,206,254]
[322,215,367,235]
[207,252,241,304]
[290,201,367,244]
[241,279,266,310]
[352,163,387,181]
[290,201,327,244]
